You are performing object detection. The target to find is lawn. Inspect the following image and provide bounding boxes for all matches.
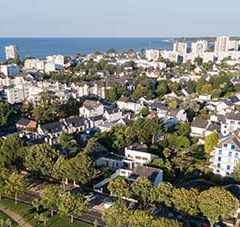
[0,199,93,227]
[0,212,17,226]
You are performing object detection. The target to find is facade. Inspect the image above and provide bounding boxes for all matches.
[191,40,208,58]
[5,45,19,60]
[214,36,230,57]
[79,100,104,118]
[24,58,45,71]
[145,49,160,61]
[173,42,187,58]
[221,112,240,137]
[212,133,240,176]
[5,86,29,104]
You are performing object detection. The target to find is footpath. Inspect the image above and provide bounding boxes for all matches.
[0,204,32,227]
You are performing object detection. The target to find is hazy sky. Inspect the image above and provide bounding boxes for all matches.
[1,0,239,37]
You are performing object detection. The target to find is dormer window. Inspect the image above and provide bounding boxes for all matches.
[223,144,228,148]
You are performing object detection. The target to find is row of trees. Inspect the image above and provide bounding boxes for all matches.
[0,136,97,186]
[107,177,238,226]
[32,185,88,223]
[103,200,182,227]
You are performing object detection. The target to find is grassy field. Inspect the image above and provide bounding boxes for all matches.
[0,212,17,226]
[0,199,93,227]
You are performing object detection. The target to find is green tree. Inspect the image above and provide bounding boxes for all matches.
[157,81,168,97]
[57,192,88,223]
[0,168,9,200]
[204,132,219,154]
[25,144,59,177]
[231,161,240,182]
[198,187,238,226]
[0,101,12,127]
[5,172,26,204]
[32,91,62,124]
[128,210,153,227]
[131,177,153,203]
[152,218,182,227]
[153,182,173,207]
[40,185,63,217]
[68,153,97,185]
[107,176,131,198]
[59,133,76,150]
[172,188,199,216]
[0,135,24,170]
[34,214,48,226]
[140,106,150,117]
[102,200,130,227]
[169,100,178,109]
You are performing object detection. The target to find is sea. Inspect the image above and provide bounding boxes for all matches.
[0,38,174,61]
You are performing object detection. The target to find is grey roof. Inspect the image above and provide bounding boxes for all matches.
[128,143,148,153]
[191,118,208,129]
[226,112,240,121]
[219,133,240,150]
[83,100,102,110]
[150,102,168,111]
[131,166,162,183]
[41,121,63,134]
[65,117,86,127]
[16,118,32,126]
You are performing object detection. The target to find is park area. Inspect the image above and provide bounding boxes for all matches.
[0,198,92,227]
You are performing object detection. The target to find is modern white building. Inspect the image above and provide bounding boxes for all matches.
[145,49,160,61]
[173,42,187,58]
[46,55,64,66]
[24,58,45,71]
[5,86,30,104]
[221,112,240,137]
[214,36,230,57]
[191,40,208,58]
[5,45,19,60]
[212,132,240,176]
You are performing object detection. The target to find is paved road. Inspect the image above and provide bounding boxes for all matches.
[0,204,32,227]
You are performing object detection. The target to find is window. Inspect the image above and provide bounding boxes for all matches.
[216,169,220,173]
[236,152,239,158]
[218,149,222,155]
[135,156,142,160]
[142,157,148,161]
[229,151,232,157]
[224,144,228,148]
[227,165,231,170]
[230,120,235,125]
[217,163,221,168]
[231,144,235,150]
[218,156,221,161]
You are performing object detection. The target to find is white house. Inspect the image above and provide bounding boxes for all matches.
[79,99,104,118]
[211,132,240,177]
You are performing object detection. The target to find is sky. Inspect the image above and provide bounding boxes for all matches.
[1,0,239,38]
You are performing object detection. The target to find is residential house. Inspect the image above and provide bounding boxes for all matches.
[16,118,37,131]
[221,112,240,137]
[117,97,142,113]
[63,117,89,134]
[211,132,240,177]
[79,99,104,118]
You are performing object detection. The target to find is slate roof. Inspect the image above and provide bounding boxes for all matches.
[130,166,162,183]
[41,121,63,134]
[83,100,102,110]
[226,112,240,121]
[16,118,32,126]
[191,118,209,129]
[65,117,86,127]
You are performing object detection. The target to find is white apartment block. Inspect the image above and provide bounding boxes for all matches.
[173,42,187,57]
[5,45,19,60]
[212,133,240,176]
[145,49,160,61]
[5,86,29,104]
[24,59,45,71]
[221,112,240,137]
[44,62,64,73]
[191,40,208,58]
[161,50,178,62]
[214,36,230,56]
[0,64,20,76]
[46,55,64,66]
